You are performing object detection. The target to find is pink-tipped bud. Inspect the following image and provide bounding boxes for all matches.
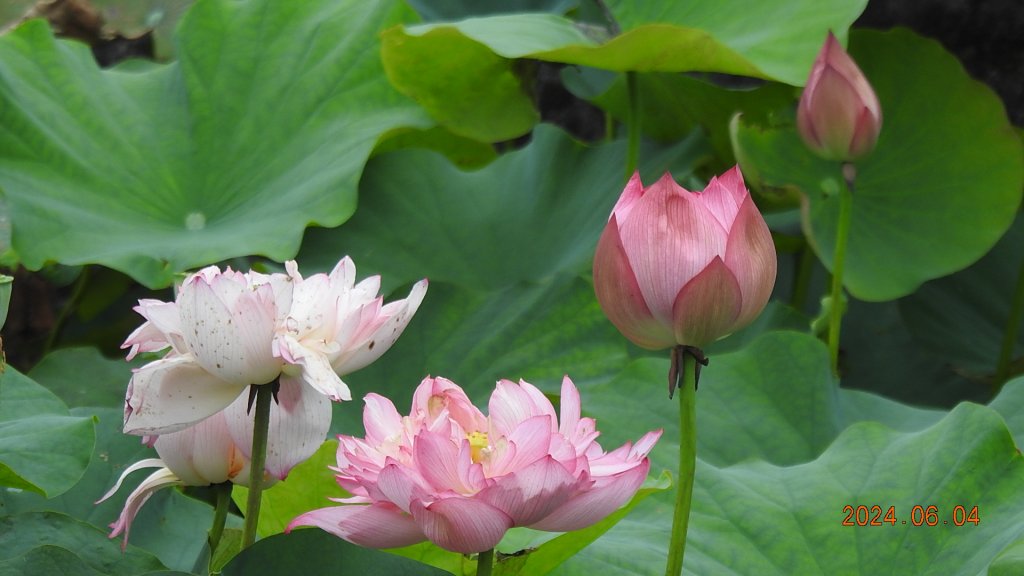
[592,167,777,350]
[797,31,882,162]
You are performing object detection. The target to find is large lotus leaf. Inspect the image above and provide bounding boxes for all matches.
[299,124,707,293]
[731,28,1024,301]
[380,0,864,140]
[0,368,94,497]
[840,297,987,407]
[0,407,218,573]
[28,346,135,408]
[221,529,453,575]
[0,511,167,576]
[989,376,1024,449]
[0,0,427,288]
[899,213,1024,379]
[405,0,577,22]
[556,333,1024,574]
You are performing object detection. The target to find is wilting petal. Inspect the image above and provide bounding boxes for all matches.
[123,356,245,435]
[103,467,181,550]
[410,497,513,554]
[289,503,426,549]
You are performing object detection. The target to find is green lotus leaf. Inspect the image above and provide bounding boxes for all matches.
[0,0,427,288]
[381,0,866,140]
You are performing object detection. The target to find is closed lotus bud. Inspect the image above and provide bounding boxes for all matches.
[797,31,882,161]
[593,167,777,350]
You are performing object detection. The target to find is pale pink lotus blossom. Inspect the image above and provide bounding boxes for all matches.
[797,31,882,161]
[98,379,329,549]
[121,258,427,435]
[287,376,661,554]
[593,167,776,350]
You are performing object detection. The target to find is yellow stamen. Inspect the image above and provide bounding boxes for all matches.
[467,431,489,463]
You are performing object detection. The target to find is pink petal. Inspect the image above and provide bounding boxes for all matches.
[724,194,777,331]
[557,376,580,438]
[123,356,245,435]
[331,279,428,374]
[696,168,744,231]
[671,257,743,348]
[618,173,729,325]
[529,459,650,532]
[288,503,426,549]
[376,463,420,513]
[413,430,474,493]
[592,214,675,349]
[363,393,404,447]
[488,380,554,438]
[609,171,646,223]
[477,456,580,526]
[488,415,555,477]
[410,497,513,554]
[154,412,237,485]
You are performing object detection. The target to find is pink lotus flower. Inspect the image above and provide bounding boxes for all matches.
[593,167,776,350]
[287,376,661,554]
[797,31,882,161]
[98,379,329,549]
[121,258,427,435]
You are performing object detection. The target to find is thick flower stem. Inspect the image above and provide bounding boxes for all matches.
[476,548,495,576]
[665,347,697,576]
[208,481,232,555]
[624,71,640,182]
[996,256,1024,387]
[241,382,274,549]
[827,164,855,375]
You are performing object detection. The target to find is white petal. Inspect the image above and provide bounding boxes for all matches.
[123,356,246,435]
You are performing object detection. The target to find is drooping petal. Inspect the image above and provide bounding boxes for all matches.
[288,503,426,549]
[154,412,237,485]
[670,257,743,348]
[724,193,777,331]
[95,458,166,504]
[123,356,245,435]
[477,456,580,526]
[592,214,675,349]
[529,459,650,532]
[410,497,513,554]
[104,467,182,550]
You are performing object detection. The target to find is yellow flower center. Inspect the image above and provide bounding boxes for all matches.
[467,431,489,463]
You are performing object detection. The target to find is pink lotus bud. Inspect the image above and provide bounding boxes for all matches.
[288,375,661,554]
[797,31,882,161]
[593,167,776,350]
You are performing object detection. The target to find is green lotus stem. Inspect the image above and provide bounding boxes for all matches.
[792,241,815,312]
[476,548,494,576]
[625,71,640,181]
[43,266,90,355]
[241,382,274,549]
[208,481,232,556]
[665,348,697,576]
[996,255,1024,385]
[827,164,855,374]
